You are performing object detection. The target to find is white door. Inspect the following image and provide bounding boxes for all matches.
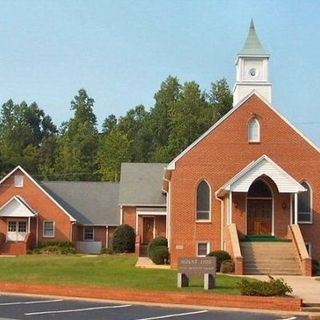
[7,221,27,241]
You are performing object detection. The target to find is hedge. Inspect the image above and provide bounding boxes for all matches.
[112,224,135,253]
[207,250,231,271]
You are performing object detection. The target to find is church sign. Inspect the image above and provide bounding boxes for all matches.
[177,257,216,290]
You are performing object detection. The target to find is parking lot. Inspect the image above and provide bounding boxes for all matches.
[0,294,307,320]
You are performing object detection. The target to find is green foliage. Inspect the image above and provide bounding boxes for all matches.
[151,246,170,265]
[147,236,168,259]
[238,276,293,296]
[313,259,320,276]
[98,128,130,181]
[100,248,114,255]
[34,241,76,255]
[207,250,232,271]
[0,77,232,180]
[220,259,234,273]
[112,224,135,253]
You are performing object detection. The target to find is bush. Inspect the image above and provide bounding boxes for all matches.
[112,224,135,253]
[238,276,293,296]
[207,250,231,271]
[33,241,76,255]
[220,259,234,273]
[147,236,168,259]
[101,248,113,255]
[312,259,320,276]
[151,246,170,265]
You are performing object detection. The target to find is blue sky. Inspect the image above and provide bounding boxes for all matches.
[0,0,319,146]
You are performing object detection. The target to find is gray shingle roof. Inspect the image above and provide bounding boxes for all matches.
[119,163,167,206]
[41,181,119,225]
[239,19,269,56]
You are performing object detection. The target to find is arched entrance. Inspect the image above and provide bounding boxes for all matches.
[247,179,273,235]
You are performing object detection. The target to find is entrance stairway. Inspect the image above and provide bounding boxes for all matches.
[240,241,302,275]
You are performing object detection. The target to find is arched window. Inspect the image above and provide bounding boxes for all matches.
[298,182,312,223]
[248,118,260,142]
[196,180,211,221]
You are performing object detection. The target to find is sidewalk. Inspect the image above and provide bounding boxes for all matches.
[247,275,320,304]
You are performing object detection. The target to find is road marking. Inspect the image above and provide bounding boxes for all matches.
[0,299,63,306]
[134,310,209,320]
[25,304,131,316]
[275,317,296,320]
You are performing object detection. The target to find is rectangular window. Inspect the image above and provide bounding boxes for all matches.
[18,221,27,233]
[43,221,55,238]
[8,221,16,232]
[14,175,24,187]
[84,226,94,241]
[197,242,210,257]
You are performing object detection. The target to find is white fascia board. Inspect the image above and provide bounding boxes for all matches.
[0,166,76,222]
[0,195,36,217]
[216,154,306,197]
[167,90,319,171]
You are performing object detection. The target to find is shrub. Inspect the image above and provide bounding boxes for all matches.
[220,259,234,273]
[33,241,76,255]
[238,276,293,296]
[147,236,168,259]
[207,250,231,271]
[151,246,170,265]
[112,224,135,253]
[312,259,320,276]
[101,248,113,255]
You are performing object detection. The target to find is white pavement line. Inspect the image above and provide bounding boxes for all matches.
[134,310,209,320]
[275,317,296,320]
[0,299,63,306]
[25,304,132,316]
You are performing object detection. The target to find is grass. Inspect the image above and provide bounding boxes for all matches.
[0,255,242,294]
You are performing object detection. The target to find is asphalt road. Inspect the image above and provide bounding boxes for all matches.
[0,294,308,320]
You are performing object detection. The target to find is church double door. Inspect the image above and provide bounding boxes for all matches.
[247,199,272,235]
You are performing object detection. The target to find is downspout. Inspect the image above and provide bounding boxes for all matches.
[106,226,109,248]
[120,205,123,224]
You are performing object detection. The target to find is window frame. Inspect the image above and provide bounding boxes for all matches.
[14,175,24,188]
[298,181,313,224]
[43,221,55,238]
[196,180,212,223]
[83,226,95,241]
[248,118,261,143]
[197,241,211,257]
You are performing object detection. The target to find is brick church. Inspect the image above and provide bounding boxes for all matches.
[0,21,319,276]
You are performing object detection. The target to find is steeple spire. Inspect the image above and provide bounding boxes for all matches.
[233,20,272,106]
[239,19,269,56]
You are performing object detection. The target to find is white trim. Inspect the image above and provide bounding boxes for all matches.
[196,241,211,257]
[196,179,212,222]
[83,226,95,241]
[0,166,76,222]
[297,181,313,224]
[218,197,224,250]
[229,191,233,225]
[167,90,319,170]
[216,154,306,197]
[290,193,293,225]
[248,118,260,143]
[43,220,55,238]
[0,195,36,217]
[119,203,166,207]
[120,205,123,224]
[294,193,298,225]
[137,209,167,216]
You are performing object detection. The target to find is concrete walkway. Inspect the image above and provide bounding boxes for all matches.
[135,257,170,269]
[248,275,320,304]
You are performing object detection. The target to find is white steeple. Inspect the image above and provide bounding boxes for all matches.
[233,20,272,105]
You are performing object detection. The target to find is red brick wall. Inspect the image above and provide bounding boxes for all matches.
[170,94,320,265]
[123,206,136,230]
[0,169,73,252]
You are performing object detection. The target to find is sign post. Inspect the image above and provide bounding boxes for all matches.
[177,257,216,290]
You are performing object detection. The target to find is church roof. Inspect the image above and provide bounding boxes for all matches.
[239,19,269,56]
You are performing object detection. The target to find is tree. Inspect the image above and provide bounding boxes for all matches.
[208,78,233,122]
[167,81,210,158]
[102,114,117,135]
[0,99,57,174]
[149,76,181,162]
[55,89,99,180]
[97,128,130,181]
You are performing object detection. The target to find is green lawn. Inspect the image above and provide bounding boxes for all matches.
[0,255,242,294]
